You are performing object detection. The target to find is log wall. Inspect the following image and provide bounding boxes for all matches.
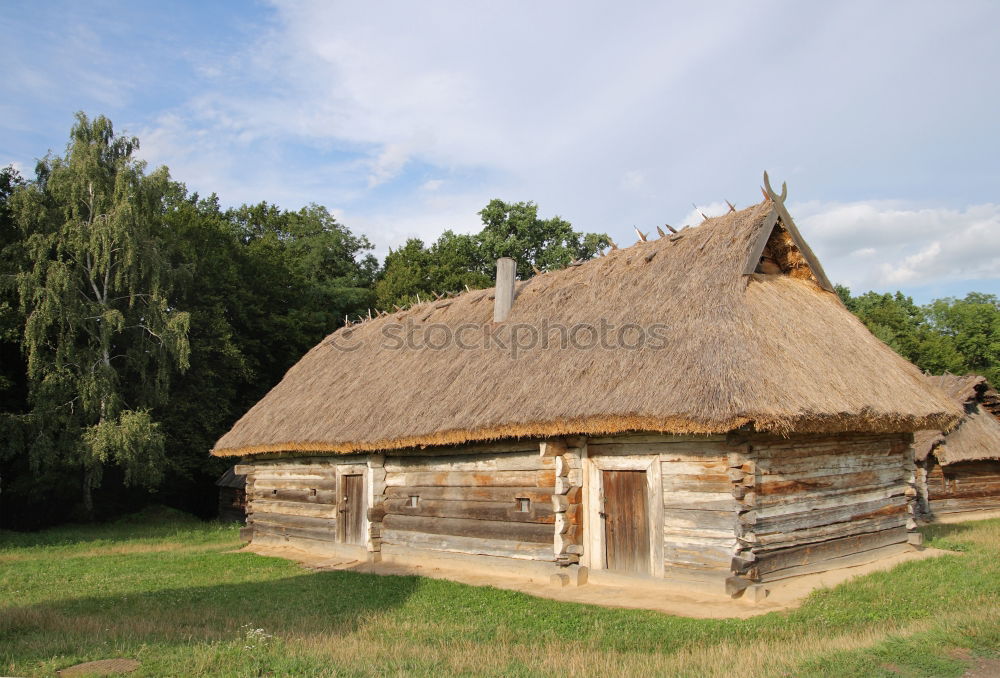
[379,442,558,561]
[734,433,915,583]
[237,457,369,548]
[585,434,737,578]
[923,459,1000,516]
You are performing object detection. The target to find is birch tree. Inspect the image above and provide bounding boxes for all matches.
[10,113,189,517]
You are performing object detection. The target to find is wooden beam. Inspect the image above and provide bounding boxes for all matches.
[742,208,780,276]
[771,200,835,292]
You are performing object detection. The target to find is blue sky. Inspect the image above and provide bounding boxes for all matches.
[3,0,998,303]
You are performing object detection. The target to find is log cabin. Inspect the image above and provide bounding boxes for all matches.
[212,176,960,599]
[914,374,1000,520]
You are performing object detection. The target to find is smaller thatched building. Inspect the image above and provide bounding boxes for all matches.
[216,466,247,523]
[914,374,1000,519]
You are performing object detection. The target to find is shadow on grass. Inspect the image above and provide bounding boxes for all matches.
[0,567,422,664]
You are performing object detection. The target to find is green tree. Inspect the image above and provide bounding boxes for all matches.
[9,113,190,517]
[924,293,1000,384]
[478,199,609,279]
[376,200,609,309]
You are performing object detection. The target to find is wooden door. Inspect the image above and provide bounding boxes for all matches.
[338,474,365,545]
[602,470,650,574]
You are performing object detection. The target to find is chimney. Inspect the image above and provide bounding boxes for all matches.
[493,257,516,322]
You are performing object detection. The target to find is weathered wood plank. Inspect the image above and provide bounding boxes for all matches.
[751,513,908,550]
[756,467,904,496]
[250,488,338,504]
[383,497,554,523]
[662,509,737,531]
[380,530,554,560]
[250,511,337,532]
[662,475,733,493]
[758,543,912,582]
[662,490,737,511]
[383,485,553,503]
[253,478,339,492]
[751,527,908,577]
[382,514,554,543]
[660,460,732,475]
[252,524,338,543]
[383,452,548,473]
[384,470,555,488]
[753,487,906,520]
[250,499,338,518]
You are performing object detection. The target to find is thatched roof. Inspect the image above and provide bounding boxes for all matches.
[213,197,960,458]
[215,466,246,488]
[914,374,1000,465]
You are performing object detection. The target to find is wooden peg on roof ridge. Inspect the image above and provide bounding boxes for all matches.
[634,227,648,242]
[531,264,542,275]
[726,200,736,213]
[665,224,678,234]
[656,225,666,238]
[608,238,619,250]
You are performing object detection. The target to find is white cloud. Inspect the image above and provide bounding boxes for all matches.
[794,201,1000,292]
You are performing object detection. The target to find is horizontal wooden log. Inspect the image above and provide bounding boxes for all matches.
[756,468,904,498]
[662,508,738,531]
[251,488,338,504]
[929,497,1000,511]
[383,452,548,473]
[384,470,555,488]
[751,527,908,577]
[664,525,738,540]
[662,475,733,493]
[752,435,905,458]
[664,542,735,568]
[661,459,732,474]
[252,524,338,543]
[250,511,338,532]
[758,542,912,583]
[381,530,554,560]
[750,513,908,550]
[663,491,737,511]
[753,487,906,520]
[254,478,339,492]
[250,499,338,518]
[928,486,1000,500]
[382,513,553,544]
[751,496,908,534]
[383,497,554,523]
[757,456,904,478]
[383,485,552,503]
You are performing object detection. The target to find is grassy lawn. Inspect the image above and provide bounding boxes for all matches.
[2,509,999,677]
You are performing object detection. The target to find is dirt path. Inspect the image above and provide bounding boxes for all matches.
[245,543,950,619]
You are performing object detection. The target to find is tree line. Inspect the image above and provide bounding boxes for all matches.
[0,113,996,529]
[0,113,609,528]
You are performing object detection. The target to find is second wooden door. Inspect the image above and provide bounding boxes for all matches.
[602,470,650,575]
[339,474,365,545]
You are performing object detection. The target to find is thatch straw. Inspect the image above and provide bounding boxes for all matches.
[213,200,960,458]
[914,374,1000,464]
